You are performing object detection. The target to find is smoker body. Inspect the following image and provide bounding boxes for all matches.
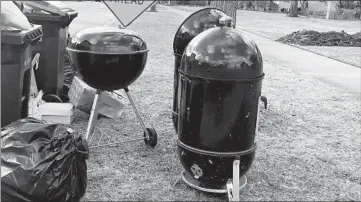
[177,25,264,189]
[172,8,230,133]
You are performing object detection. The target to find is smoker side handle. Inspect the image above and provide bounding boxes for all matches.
[261,95,268,109]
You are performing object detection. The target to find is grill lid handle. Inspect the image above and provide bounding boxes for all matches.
[219,16,233,27]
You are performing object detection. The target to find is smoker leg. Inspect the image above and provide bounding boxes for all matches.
[226,160,240,201]
[261,95,268,109]
[124,87,157,148]
[85,90,102,141]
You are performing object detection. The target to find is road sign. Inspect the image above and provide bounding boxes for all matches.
[102,0,157,27]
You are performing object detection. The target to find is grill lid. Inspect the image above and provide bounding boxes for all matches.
[67,27,148,55]
[173,8,229,56]
[180,27,263,80]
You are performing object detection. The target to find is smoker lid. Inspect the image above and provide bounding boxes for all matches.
[66,27,148,55]
[173,8,229,55]
[180,27,264,80]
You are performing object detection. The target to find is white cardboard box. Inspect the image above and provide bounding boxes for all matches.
[68,76,125,119]
[41,103,75,125]
[42,115,75,125]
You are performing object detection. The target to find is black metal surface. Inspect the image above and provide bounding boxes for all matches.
[178,144,255,188]
[67,27,148,90]
[172,53,182,133]
[176,25,264,187]
[180,27,263,79]
[181,166,247,193]
[173,8,228,55]
[67,27,147,54]
[172,8,230,133]
[177,77,263,151]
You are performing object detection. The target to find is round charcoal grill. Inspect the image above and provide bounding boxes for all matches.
[67,27,157,148]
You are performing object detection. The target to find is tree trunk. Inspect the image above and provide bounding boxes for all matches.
[150,2,157,12]
[288,0,298,17]
[300,0,308,15]
[265,1,270,11]
[209,0,237,28]
[326,1,332,19]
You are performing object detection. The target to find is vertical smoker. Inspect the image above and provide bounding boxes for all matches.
[176,16,264,199]
[172,8,231,134]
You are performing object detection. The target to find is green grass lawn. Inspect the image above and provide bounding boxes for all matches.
[65,4,361,201]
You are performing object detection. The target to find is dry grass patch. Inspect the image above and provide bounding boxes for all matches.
[65,5,360,201]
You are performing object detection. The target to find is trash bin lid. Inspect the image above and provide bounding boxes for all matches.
[66,27,148,55]
[180,27,263,80]
[21,1,78,17]
[1,24,43,45]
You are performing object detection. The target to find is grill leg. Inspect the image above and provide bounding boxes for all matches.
[85,90,102,141]
[124,87,147,132]
[226,159,240,201]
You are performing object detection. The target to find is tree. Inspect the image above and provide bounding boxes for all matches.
[288,0,299,17]
[300,0,308,15]
[209,0,238,28]
[150,2,157,12]
[326,1,332,19]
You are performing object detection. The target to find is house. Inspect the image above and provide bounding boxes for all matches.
[307,1,337,15]
[274,0,302,12]
[274,0,338,15]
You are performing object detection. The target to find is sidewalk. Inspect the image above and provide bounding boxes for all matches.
[241,30,361,93]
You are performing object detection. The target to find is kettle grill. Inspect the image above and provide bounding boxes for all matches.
[67,27,157,148]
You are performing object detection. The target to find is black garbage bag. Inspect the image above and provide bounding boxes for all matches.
[1,117,89,202]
